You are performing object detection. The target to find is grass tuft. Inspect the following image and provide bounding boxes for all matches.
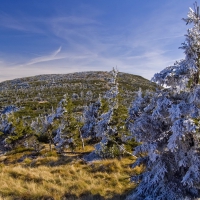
[0,148,141,199]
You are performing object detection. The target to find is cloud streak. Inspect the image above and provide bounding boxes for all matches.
[0,1,195,82]
[24,46,65,66]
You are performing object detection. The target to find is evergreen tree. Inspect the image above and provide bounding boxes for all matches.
[127,4,200,199]
[81,97,101,140]
[31,95,67,150]
[93,68,119,158]
[53,96,83,153]
[0,114,33,150]
[84,68,131,160]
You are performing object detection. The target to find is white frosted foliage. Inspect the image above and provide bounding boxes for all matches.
[81,98,101,139]
[127,4,200,200]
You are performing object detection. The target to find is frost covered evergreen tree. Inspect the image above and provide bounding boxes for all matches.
[0,114,33,150]
[53,96,83,153]
[127,4,200,200]
[84,68,128,160]
[31,95,66,151]
[94,68,120,158]
[0,114,12,135]
[81,97,101,140]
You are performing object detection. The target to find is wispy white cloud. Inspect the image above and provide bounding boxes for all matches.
[51,16,99,26]
[24,46,64,66]
[0,13,26,31]
[0,12,45,34]
[0,1,194,82]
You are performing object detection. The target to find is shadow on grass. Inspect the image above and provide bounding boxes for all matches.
[38,151,88,167]
[6,189,134,200]
[62,190,133,200]
[2,150,88,167]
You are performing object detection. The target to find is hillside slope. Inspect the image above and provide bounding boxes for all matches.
[0,71,156,199]
[0,71,156,118]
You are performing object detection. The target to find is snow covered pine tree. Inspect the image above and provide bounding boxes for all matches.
[127,3,200,200]
[84,68,126,160]
[81,96,101,140]
[31,95,66,152]
[93,67,124,158]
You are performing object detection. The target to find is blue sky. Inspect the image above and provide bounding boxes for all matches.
[0,0,196,82]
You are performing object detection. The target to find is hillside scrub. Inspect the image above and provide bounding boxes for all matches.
[0,71,154,156]
[0,69,142,199]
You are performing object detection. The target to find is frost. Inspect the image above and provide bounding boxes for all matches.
[127,4,200,199]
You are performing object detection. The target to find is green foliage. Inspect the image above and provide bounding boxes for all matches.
[65,97,74,114]
[95,142,122,158]
[100,98,109,114]
[106,98,138,157]
[61,97,84,151]
[0,71,154,156]
[125,138,139,152]
[0,72,156,118]
[5,115,33,145]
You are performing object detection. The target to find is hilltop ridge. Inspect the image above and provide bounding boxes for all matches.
[0,71,156,117]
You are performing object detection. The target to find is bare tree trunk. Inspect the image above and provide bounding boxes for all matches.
[79,128,85,150]
[48,130,52,152]
[49,139,52,152]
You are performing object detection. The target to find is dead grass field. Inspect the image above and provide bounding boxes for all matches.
[0,146,143,200]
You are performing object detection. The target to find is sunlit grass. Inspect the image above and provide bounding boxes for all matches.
[0,146,142,199]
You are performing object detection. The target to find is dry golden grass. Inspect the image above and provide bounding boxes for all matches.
[0,147,143,200]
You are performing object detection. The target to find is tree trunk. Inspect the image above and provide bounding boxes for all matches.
[79,128,85,150]
[49,139,52,152]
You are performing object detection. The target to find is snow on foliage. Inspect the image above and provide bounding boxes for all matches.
[93,68,121,158]
[30,95,67,153]
[127,3,200,200]
[81,97,101,138]
[53,124,67,153]
[1,105,20,115]
[0,115,12,134]
[31,97,66,132]
[153,4,200,92]
[52,95,80,153]
[83,68,124,160]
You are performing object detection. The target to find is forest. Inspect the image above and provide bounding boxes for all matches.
[0,3,200,200]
